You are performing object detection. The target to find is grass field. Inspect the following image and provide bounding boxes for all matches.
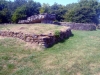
[0,24,68,35]
[0,24,100,75]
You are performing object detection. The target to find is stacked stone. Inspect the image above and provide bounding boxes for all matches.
[18,13,56,24]
[0,28,72,48]
[60,22,96,31]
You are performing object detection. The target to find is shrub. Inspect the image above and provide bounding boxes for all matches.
[54,30,60,37]
[7,64,15,69]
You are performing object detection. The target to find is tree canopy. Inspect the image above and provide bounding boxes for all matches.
[0,0,100,24]
[65,0,100,24]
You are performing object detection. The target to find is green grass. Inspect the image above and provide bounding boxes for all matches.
[0,29,100,75]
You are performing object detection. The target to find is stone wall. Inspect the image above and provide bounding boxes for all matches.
[59,22,96,31]
[18,13,56,24]
[0,28,72,48]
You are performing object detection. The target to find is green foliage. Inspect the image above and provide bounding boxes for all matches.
[0,0,11,23]
[65,7,98,24]
[64,10,75,22]
[0,65,3,70]
[0,0,100,24]
[50,3,67,21]
[39,3,67,21]
[39,3,50,13]
[2,55,11,60]
[39,7,45,14]
[11,0,41,23]
[64,0,100,24]
[7,64,15,69]
[11,6,27,23]
[65,3,79,11]
[0,0,41,23]
[54,30,60,37]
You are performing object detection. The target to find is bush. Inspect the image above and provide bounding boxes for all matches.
[54,30,60,37]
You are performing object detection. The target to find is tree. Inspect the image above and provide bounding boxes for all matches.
[65,6,98,24]
[0,0,100,24]
[79,0,100,23]
[65,3,79,11]
[12,0,41,23]
[50,3,67,21]
[39,3,50,14]
[0,0,7,10]
[64,0,100,24]
[13,0,27,9]
[11,6,27,23]
[0,0,11,23]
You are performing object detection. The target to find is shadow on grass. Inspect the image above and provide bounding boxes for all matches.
[59,34,74,43]
[47,33,74,48]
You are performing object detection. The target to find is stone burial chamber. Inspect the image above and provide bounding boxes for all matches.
[18,13,56,24]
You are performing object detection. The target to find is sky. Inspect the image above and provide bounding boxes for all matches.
[10,0,78,5]
[34,0,78,5]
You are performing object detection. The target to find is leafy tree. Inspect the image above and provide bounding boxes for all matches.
[12,0,41,23]
[0,0,7,10]
[50,3,67,21]
[0,0,11,23]
[13,0,27,9]
[11,6,27,23]
[0,0,100,24]
[39,3,50,13]
[65,3,79,11]
[64,0,100,24]
[25,0,41,16]
[65,7,98,24]
[79,0,100,22]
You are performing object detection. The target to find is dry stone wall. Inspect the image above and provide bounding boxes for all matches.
[0,28,72,48]
[59,22,96,31]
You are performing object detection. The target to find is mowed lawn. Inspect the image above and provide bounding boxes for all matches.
[0,27,100,75]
